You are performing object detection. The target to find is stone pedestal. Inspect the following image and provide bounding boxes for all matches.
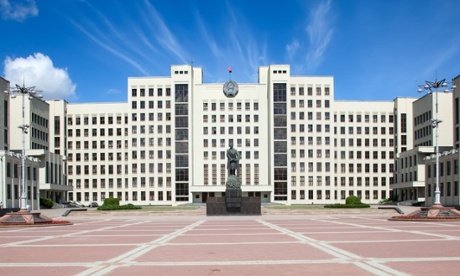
[206,188,261,216]
[0,209,52,225]
[226,188,242,212]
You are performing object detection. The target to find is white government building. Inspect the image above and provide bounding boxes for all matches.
[1,65,459,208]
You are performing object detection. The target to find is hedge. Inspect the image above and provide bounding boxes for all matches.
[345,195,362,205]
[40,198,54,209]
[324,196,370,208]
[97,203,141,211]
[103,197,120,206]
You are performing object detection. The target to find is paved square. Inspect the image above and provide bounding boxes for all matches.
[1,210,460,275]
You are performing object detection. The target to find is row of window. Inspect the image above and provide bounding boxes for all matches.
[4,163,38,179]
[203,126,260,136]
[71,190,174,202]
[203,164,260,185]
[288,99,330,108]
[68,150,172,162]
[68,115,128,126]
[427,182,459,197]
[4,185,38,200]
[290,189,386,201]
[291,163,393,173]
[131,87,171,97]
[132,100,171,109]
[68,124,173,137]
[334,150,395,160]
[68,162,172,175]
[335,138,395,148]
[414,111,432,126]
[31,127,48,142]
[203,101,259,112]
[32,112,48,128]
[397,171,418,183]
[337,114,394,123]
[203,114,259,123]
[202,127,260,141]
[67,138,172,150]
[289,86,331,96]
[336,126,394,135]
[291,124,330,133]
[338,163,393,173]
[204,150,259,160]
[427,160,459,177]
[414,125,432,140]
[71,176,172,189]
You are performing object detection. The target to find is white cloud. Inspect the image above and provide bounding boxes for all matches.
[0,0,38,22]
[105,88,121,95]
[305,0,334,71]
[142,1,189,64]
[3,53,77,100]
[286,39,300,60]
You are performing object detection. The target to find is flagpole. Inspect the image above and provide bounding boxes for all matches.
[228,66,232,80]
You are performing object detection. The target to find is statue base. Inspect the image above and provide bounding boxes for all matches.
[206,188,261,216]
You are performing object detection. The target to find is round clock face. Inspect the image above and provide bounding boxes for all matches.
[223,80,239,97]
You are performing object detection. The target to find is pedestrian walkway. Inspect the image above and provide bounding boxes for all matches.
[0,211,459,275]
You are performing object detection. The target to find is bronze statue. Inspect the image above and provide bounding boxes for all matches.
[227,143,241,176]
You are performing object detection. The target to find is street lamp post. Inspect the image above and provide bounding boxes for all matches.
[4,84,42,211]
[418,78,456,207]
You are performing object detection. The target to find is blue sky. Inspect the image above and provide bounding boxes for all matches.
[1,0,459,103]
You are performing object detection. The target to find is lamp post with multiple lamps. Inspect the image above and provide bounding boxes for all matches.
[4,83,42,212]
[417,78,456,207]
[1,83,71,226]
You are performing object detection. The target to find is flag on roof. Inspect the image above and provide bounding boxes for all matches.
[228,66,232,73]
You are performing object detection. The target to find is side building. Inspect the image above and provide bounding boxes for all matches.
[424,75,460,206]
[0,77,71,209]
[392,91,454,203]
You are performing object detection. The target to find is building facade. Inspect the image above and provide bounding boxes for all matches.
[0,80,70,209]
[62,64,398,206]
[424,75,460,206]
[333,101,394,203]
[392,93,454,202]
[3,65,460,208]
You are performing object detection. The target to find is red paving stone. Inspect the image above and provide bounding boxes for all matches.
[108,263,373,276]
[27,235,163,245]
[186,228,281,235]
[0,245,136,263]
[1,212,460,275]
[136,243,331,262]
[305,231,434,242]
[332,240,460,258]
[0,266,88,276]
[169,233,296,243]
[385,260,460,276]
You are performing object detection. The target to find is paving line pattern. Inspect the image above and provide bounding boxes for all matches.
[257,219,406,276]
[1,215,460,275]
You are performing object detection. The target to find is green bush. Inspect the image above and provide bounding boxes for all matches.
[379,198,391,204]
[345,196,362,205]
[97,203,141,211]
[40,198,54,209]
[324,196,370,209]
[103,197,120,206]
